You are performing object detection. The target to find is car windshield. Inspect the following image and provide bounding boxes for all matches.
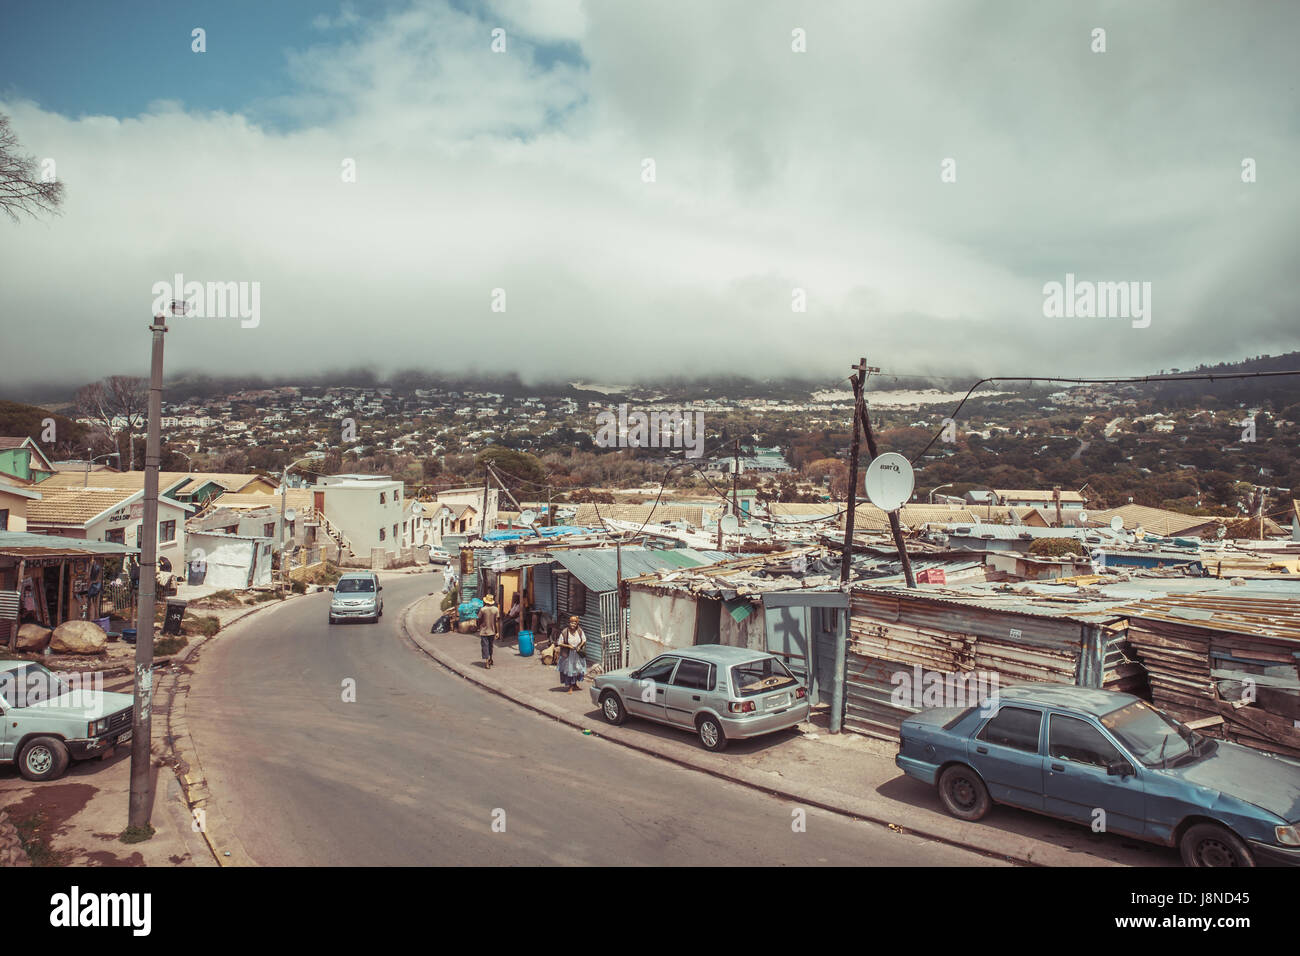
[731,657,796,697]
[1101,700,1202,767]
[337,578,376,593]
[0,663,70,708]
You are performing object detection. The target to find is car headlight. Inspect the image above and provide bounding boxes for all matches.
[89,717,109,735]
[1276,825,1300,847]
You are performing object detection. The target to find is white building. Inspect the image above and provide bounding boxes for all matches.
[314,476,407,559]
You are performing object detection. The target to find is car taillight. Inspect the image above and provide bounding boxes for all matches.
[795,687,806,699]
[729,701,756,714]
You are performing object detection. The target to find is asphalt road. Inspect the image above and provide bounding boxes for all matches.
[186,572,1009,866]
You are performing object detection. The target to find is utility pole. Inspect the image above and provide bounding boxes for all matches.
[486,462,542,538]
[840,362,866,585]
[129,310,167,830]
[480,469,490,539]
[850,358,916,588]
[732,438,741,520]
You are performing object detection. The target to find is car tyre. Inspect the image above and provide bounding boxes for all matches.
[938,764,991,821]
[18,736,71,782]
[599,691,627,726]
[1180,822,1255,868]
[697,714,728,752]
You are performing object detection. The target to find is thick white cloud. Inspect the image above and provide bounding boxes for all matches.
[1,0,1296,392]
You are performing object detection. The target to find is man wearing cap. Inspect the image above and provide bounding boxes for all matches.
[477,594,500,668]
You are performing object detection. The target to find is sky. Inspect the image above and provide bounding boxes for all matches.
[0,0,1297,393]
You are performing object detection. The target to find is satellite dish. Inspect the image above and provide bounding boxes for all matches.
[1077,511,1089,525]
[1109,516,1124,531]
[863,453,915,512]
[520,509,537,525]
[411,501,424,515]
[720,514,739,534]
[285,508,296,522]
[1217,525,1227,539]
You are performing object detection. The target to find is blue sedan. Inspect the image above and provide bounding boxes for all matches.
[896,683,1300,866]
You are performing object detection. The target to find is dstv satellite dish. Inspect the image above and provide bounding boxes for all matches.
[863,453,915,512]
[720,514,740,534]
[1109,516,1124,532]
[520,509,537,525]
[411,501,424,515]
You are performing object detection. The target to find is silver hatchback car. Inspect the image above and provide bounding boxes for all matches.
[589,645,810,751]
[328,571,384,624]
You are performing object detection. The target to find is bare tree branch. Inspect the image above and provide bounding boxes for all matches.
[0,112,65,222]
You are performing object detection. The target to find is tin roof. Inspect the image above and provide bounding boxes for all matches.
[0,530,137,558]
[552,547,729,592]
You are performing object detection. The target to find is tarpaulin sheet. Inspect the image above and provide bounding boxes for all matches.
[628,588,697,667]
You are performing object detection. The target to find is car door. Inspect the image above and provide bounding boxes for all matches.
[625,656,678,722]
[969,705,1046,811]
[1043,712,1146,835]
[663,659,713,728]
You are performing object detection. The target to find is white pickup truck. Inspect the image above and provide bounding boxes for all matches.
[0,660,135,781]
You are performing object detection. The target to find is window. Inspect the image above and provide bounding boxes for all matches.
[638,656,679,684]
[977,706,1042,753]
[263,522,275,537]
[379,527,386,541]
[0,509,8,531]
[105,528,125,545]
[159,520,177,543]
[336,577,376,593]
[672,659,713,690]
[1102,700,1192,767]
[730,657,796,697]
[1049,714,1123,769]
[392,524,398,540]
[380,492,386,504]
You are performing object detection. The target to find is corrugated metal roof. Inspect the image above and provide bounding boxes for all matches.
[552,547,726,592]
[0,530,137,557]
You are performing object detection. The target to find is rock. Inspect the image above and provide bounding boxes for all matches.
[50,620,108,655]
[15,623,52,652]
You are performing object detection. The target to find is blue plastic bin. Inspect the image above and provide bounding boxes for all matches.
[518,630,534,657]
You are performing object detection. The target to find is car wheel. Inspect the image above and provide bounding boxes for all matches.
[18,736,70,782]
[328,616,336,625]
[938,764,990,821]
[1180,823,1255,868]
[697,714,728,752]
[599,691,627,726]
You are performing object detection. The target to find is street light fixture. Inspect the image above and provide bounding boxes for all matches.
[83,449,121,487]
[929,482,955,505]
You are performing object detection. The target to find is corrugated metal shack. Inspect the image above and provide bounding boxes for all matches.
[1121,594,1300,758]
[845,586,1126,740]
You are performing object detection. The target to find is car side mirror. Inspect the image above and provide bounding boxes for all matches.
[629,669,641,680]
[328,586,335,592]
[379,586,384,591]
[1107,760,1133,777]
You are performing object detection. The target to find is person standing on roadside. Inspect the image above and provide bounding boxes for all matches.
[477,594,500,668]
[556,615,588,692]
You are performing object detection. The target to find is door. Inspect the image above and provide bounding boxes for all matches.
[1043,713,1145,835]
[626,655,678,722]
[969,705,1046,811]
[663,658,713,728]
[599,590,622,670]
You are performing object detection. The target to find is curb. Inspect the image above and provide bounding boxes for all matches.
[399,594,1122,869]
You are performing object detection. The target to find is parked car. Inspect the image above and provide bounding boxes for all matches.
[0,660,135,781]
[426,546,450,566]
[327,571,384,624]
[590,645,810,752]
[896,683,1300,867]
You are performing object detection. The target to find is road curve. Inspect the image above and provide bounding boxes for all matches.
[185,572,1009,866]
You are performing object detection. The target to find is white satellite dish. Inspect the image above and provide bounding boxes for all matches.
[411,501,424,515]
[520,509,537,525]
[1109,516,1124,532]
[284,508,296,522]
[1077,511,1089,525]
[863,453,915,512]
[720,514,740,534]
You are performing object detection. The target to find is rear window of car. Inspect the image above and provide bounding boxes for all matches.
[730,657,796,697]
[976,706,1042,753]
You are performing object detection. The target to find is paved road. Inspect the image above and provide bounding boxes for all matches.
[186,573,1009,866]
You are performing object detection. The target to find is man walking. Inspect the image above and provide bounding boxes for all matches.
[477,594,500,668]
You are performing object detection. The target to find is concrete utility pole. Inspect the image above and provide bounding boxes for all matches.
[841,361,867,585]
[480,470,490,539]
[129,311,167,829]
[732,439,741,520]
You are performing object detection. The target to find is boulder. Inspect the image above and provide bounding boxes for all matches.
[50,620,108,655]
[15,623,52,652]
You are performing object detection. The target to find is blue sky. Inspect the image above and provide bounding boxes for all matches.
[0,1,1296,388]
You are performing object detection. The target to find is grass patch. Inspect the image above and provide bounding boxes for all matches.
[10,807,72,866]
[154,634,190,656]
[119,824,155,844]
[249,590,281,603]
